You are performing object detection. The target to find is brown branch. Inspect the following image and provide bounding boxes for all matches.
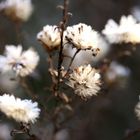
[48,54,57,85]
[64,49,80,78]
[57,0,69,90]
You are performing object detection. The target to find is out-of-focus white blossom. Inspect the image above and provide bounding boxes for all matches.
[66,64,101,99]
[37,25,61,51]
[0,94,40,123]
[102,15,140,44]
[0,72,18,92]
[54,129,70,140]
[64,23,100,55]
[0,123,12,140]
[105,61,130,86]
[105,61,130,81]
[131,6,140,22]
[0,45,39,77]
[0,0,33,22]
[135,96,140,121]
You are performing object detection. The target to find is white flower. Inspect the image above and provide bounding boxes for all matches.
[0,45,39,77]
[0,0,33,22]
[66,64,101,99]
[102,15,140,44]
[63,35,109,68]
[104,61,130,87]
[0,71,18,91]
[105,61,130,82]
[64,23,100,55]
[135,96,140,121]
[0,94,40,123]
[37,25,61,51]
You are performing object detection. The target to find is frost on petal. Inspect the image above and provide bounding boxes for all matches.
[37,25,61,51]
[102,15,140,44]
[0,94,40,123]
[66,64,101,99]
[0,0,33,22]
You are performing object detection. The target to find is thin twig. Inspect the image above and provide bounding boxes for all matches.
[48,53,57,85]
[47,53,58,95]
[57,0,69,90]
[64,49,80,77]
[11,123,40,140]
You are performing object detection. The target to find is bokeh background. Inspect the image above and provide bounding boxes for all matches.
[1,0,140,140]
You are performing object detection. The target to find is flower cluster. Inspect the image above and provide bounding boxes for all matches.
[1,0,140,139]
[0,45,39,77]
[66,64,101,99]
[102,15,140,44]
[0,0,33,22]
[0,94,40,123]
[37,23,102,56]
